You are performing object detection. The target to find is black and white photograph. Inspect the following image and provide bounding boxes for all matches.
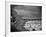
[1,0,46,37]
[10,5,42,32]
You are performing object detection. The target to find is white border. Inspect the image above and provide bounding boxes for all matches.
[5,1,46,37]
